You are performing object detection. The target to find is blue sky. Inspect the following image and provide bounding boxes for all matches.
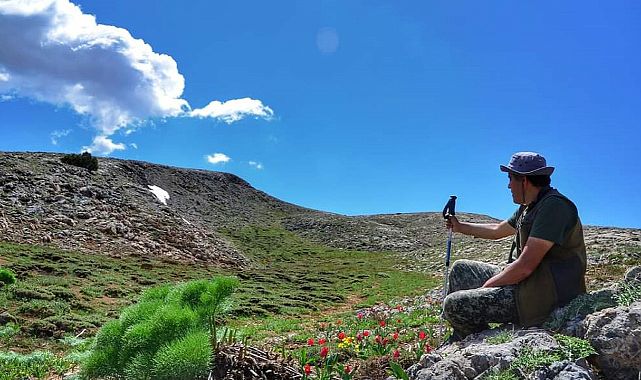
[1,1,640,228]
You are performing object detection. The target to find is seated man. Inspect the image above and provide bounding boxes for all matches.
[444,152,587,339]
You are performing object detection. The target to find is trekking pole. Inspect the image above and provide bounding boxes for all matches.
[439,195,457,340]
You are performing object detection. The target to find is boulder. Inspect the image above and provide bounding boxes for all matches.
[624,266,641,285]
[407,330,597,380]
[580,300,641,380]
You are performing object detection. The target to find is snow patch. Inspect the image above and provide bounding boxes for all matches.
[148,185,170,205]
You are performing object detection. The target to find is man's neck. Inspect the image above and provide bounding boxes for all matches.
[523,186,542,206]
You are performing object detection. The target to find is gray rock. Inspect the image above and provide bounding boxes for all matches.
[531,360,596,379]
[581,300,641,380]
[624,266,641,285]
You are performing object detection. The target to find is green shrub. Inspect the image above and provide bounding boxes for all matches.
[615,281,641,306]
[0,268,16,286]
[81,276,237,379]
[554,334,596,361]
[17,299,69,317]
[60,152,98,172]
[152,330,212,380]
[11,285,55,301]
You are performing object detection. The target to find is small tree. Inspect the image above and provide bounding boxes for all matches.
[60,152,98,172]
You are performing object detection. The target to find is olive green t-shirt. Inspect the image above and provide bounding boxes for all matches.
[507,196,578,245]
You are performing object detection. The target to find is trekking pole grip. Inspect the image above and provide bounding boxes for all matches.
[442,195,457,220]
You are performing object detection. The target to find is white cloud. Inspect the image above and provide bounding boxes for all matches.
[0,94,14,102]
[129,143,138,149]
[191,98,274,124]
[206,153,230,165]
[249,161,263,170]
[50,129,71,145]
[0,0,274,155]
[0,0,187,136]
[82,135,125,155]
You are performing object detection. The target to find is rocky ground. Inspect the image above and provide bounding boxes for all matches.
[2,152,639,281]
[1,151,640,380]
[405,267,641,380]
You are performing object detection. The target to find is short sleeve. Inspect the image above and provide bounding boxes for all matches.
[529,197,578,245]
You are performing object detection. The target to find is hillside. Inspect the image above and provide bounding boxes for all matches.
[1,151,639,285]
[1,151,640,379]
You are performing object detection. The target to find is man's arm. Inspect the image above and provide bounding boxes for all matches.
[482,237,554,287]
[448,217,516,240]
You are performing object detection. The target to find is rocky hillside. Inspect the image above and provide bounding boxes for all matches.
[1,151,640,284]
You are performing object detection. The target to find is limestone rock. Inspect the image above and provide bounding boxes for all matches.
[581,300,641,380]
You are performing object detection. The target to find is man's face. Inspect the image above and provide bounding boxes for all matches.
[508,173,525,204]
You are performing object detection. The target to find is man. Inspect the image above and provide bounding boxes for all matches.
[443,152,587,340]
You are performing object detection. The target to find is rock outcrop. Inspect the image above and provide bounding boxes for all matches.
[406,267,641,380]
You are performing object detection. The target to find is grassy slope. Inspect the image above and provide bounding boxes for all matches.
[0,226,438,353]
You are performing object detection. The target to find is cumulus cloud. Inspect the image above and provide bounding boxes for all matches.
[191,98,274,124]
[50,129,71,145]
[0,0,274,155]
[82,135,126,155]
[248,161,263,170]
[0,0,187,134]
[206,153,230,165]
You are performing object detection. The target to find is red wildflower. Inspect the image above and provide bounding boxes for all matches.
[363,330,370,337]
[357,312,364,319]
[318,338,327,345]
[393,349,400,359]
[338,331,346,340]
[307,338,315,346]
[304,363,312,375]
[397,319,402,324]
[379,320,386,327]
[356,332,363,341]
[425,343,433,353]
[336,319,342,326]
[345,365,352,374]
[383,337,389,345]
[393,332,399,340]
[419,331,426,341]
[320,346,329,358]
[375,335,383,344]
[396,305,403,311]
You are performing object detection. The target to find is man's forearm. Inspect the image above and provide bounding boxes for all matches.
[457,222,505,240]
[482,262,530,287]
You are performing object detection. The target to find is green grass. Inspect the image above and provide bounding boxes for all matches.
[223,226,438,318]
[485,329,515,345]
[0,226,437,355]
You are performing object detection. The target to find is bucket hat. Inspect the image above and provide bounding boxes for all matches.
[500,152,554,176]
